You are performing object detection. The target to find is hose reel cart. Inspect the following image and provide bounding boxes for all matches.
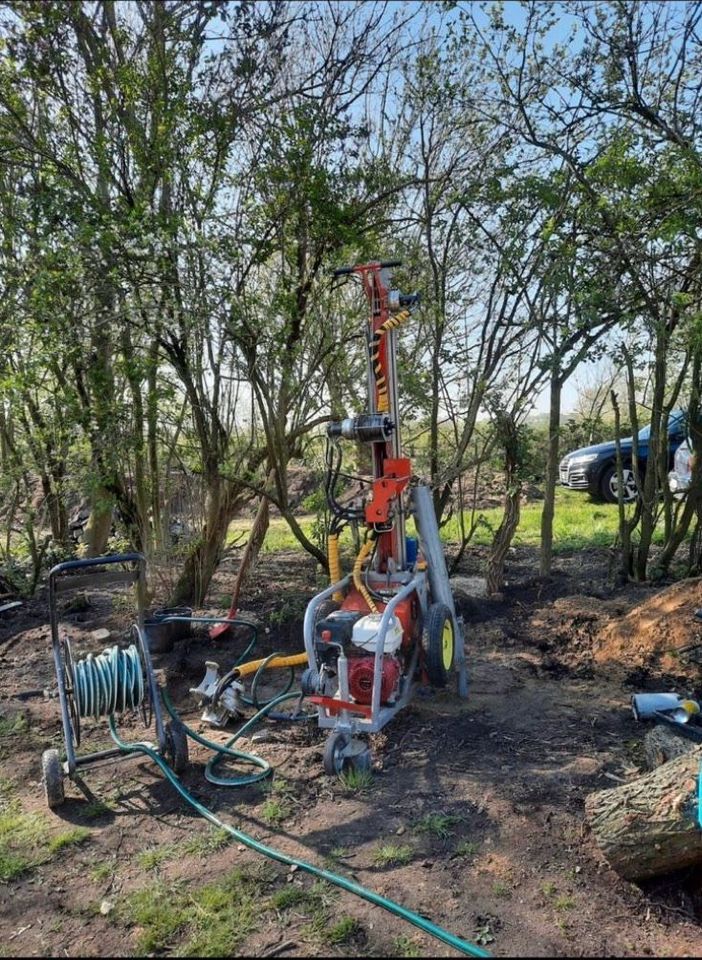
[41,553,188,809]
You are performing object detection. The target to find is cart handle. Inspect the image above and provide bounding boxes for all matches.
[49,553,146,595]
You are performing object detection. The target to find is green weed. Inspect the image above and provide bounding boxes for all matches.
[271,886,308,911]
[373,843,413,867]
[454,840,478,857]
[338,767,373,793]
[393,935,422,957]
[137,845,175,871]
[414,812,462,840]
[82,800,115,820]
[48,827,91,855]
[90,861,113,883]
[261,798,291,826]
[326,916,361,944]
[0,713,28,738]
[492,880,511,898]
[555,895,575,912]
[182,828,232,857]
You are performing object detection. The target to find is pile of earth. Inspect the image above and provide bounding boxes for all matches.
[594,577,702,679]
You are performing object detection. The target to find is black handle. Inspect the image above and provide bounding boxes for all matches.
[332,259,402,277]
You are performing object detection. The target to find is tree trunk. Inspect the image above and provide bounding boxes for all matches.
[168,477,245,607]
[84,487,114,557]
[539,374,562,577]
[486,486,520,595]
[585,742,702,880]
[226,489,270,615]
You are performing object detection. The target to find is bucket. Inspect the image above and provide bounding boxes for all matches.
[144,606,193,654]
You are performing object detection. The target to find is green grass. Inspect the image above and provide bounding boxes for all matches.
[82,800,115,820]
[338,767,373,793]
[373,843,413,867]
[138,829,233,871]
[413,812,462,840]
[260,798,291,826]
[326,916,362,944]
[90,861,113,883]
[228,489,645,557]
[181,828,233,857]
[120,868,264,955]
[454,840,478,857]
[48,827,91,854]
[393,935,422,957]
[0,805,45,881]
[270,886,308,911]
[137,845,175,871]
[492,880,511,898]
[0,713,29,738]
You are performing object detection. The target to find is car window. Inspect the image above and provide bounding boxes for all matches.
[637,411,686,442]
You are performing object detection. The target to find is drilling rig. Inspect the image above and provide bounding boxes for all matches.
[301,260,468,775]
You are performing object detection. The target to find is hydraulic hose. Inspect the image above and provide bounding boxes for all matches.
[352,537,379,614]
[327,531,344,602]
[370,309,410,413]
[108,699,489,959]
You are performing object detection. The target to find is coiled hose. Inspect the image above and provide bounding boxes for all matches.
[71,641,489,957]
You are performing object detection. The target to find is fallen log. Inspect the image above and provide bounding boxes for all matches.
[585,739,702,880]
[643,724,697,770]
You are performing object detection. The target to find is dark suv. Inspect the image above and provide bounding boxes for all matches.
[559,411,687,503]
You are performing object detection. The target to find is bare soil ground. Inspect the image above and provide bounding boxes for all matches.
[2,547,702,957]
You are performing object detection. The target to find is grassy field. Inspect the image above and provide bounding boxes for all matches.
[228,488,657,556]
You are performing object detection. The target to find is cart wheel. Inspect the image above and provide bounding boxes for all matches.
[422,602,455,688]
[42,749,65,809]
[323,731,350,776]
[347,746,372,774]
[165,720,189,774]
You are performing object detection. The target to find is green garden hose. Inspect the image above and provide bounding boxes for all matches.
[107,695,490,958]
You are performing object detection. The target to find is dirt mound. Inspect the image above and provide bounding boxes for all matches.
[594,578,702,675]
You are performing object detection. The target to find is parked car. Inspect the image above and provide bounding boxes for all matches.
[668,439,696,496]
[559,411,687,504]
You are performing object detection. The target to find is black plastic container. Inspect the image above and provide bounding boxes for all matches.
[144,606,193,654]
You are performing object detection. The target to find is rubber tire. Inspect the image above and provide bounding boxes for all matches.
[599,463,639,504]
[323,731,350,776]
[42,749,65,809]
[422,603,455,688]
[165,720,189,775]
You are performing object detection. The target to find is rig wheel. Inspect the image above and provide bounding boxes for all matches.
[323,731,350,776]
[422,602,455,688]
[165,720,189,774]
[42,749,65,809]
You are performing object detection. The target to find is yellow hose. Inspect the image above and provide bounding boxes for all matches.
[370,310,411,413]
[328,532,344,602]
[353,538,378,614]
[234,653,308,679]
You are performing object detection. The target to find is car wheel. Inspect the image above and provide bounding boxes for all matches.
[600,463,639,504]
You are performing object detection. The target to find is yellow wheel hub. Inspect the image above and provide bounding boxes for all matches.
[441,619,454,671]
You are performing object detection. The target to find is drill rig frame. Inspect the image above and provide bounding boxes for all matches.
[302,260,468,775]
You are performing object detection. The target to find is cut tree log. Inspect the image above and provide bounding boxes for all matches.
[643,724,697,770]
[585,740,702,881]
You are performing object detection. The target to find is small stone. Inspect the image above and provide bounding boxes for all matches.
[289,864,298,873]
[99,900,112,916]
[91,628,111,642]
[237,845,245,852]
[396,826,405,836]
